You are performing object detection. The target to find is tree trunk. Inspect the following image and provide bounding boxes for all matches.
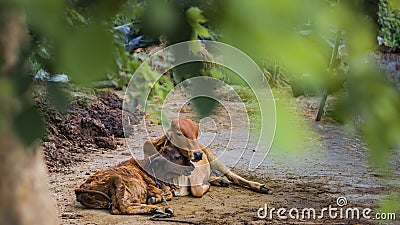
[0,133,59,225]
[0,8,59,225]
[315,30,342,121]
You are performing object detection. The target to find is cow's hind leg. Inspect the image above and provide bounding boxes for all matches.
[74,188,111,209]
[225,171,269,193]
[113,203,172,216]
[109,176,173,216]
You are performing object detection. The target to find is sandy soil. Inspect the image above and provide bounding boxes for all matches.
[48,90,400,225]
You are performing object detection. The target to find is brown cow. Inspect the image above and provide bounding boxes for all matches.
[74,145,194,216]
[143,118,270,197]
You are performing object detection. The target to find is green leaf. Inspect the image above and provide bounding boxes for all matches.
[195,24,211,38]
[13,106,45,148]
[186,7,207,23]
[12,0,64,39]
[190,96,218,117]
[47,83,69,113]
[209,68,224,79]
[186,6,210,40]
[390,0,400,9]
[379,196,400,217]
[272,94,310,154]
[58,24,114,85]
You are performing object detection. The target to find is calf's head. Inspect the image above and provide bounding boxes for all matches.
[166,118,203,162]
[145,145,195,182]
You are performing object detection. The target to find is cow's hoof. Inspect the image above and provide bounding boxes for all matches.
[152,208,165,215]
[165,207,174,215]
[259,185,270,194]
[151,210,172,219]
[147,197,156,205]
[219,179,230,187]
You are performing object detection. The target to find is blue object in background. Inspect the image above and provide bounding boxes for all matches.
[114,23,154,52]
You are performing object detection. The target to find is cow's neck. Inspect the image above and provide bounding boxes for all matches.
[137,154,165,185]
[137,153,157,169]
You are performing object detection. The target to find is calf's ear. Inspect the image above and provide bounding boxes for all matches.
[143,140,158,158]
[166,129,173,138]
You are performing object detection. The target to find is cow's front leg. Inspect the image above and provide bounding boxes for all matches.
[190,183,210,197]
[209,175,230,187]
[188,160,211,197]
[188,170,210,197]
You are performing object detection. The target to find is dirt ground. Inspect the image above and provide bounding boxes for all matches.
[45,87,400,225]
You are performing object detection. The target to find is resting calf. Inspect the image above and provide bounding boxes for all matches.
[74,145,194,216]
[144,118,270,197]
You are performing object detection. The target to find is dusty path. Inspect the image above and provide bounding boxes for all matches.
[49,91,399,225]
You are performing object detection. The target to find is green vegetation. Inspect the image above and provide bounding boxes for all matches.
[379,0,400,47]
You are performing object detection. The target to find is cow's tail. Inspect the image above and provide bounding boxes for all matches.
[74,188,112,209]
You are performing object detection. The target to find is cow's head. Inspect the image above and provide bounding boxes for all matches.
[145,145,194,181]
[166,118,203,162]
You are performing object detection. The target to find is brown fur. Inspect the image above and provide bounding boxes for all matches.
[74,145,194,215]
[144,118,270,197]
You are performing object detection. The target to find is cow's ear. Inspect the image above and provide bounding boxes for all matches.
[143,140,158,158]
[166,129,173,139]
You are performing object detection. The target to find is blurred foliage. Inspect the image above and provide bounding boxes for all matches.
[108,36,142,90]
[186,8,209,38]
[391,0,400,8]
[380,194,400,218]
[261,59,290,88]
[0,0,126,148]
[108,0,212,105]
[378,0,400,47]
